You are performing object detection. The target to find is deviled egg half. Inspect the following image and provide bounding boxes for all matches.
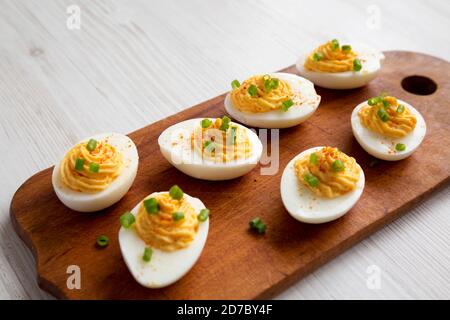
[158,116,263,180]
[224,73,321,128]
[52,133,139,212]
[296,39,384,89]
[118,185,209,288]
[281,146,365,224]
[351,94,426,161]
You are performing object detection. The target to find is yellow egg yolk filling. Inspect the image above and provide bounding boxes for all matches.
[135,193,198,252]
[230,75,293,113]
[191,118,252,162]
[304,40,357,73]
[60,140,123,193]
[295,147,360,198]
[358,96,417,138]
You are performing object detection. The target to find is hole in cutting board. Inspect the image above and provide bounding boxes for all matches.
[401,75,437,95]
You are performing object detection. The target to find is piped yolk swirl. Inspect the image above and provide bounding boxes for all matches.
[60,140,123,193]
[358,96,417,138]
[230,75,293,113]
[304,41,357,73]
[191,118,252,162]
[135,193,198,252]
[295,147,360,198]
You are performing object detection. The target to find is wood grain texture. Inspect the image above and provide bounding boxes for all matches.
[10,51,450,299]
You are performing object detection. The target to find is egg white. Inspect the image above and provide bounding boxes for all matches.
[351,99,426,161]
[52,132,139,212]
[224,73,321,129]
[280,147,365,224]
[158,118,263,181]
[296,44,385,90]
[118,192,209,288]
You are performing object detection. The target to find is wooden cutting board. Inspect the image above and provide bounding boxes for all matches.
[10,51,450,299]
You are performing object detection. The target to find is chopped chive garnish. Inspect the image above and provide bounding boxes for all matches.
[143,247,153,262]
[395,143,406,151]
[249,217,266,234]
[263,77,279,93]
[86,139,97,151]
[96,235,109,247]
[228,126,237,145]
[304,173,319,187]
[75,158,85,171]
[281,99,294,112]
[331,159,345,172]
[368,97,382,106]
[198,209,209,222]
[353,58,362,71]
[331,39,340,50]
[89,163,100,173]
[169,185,184,200]
[231,79,240,90]
[248,84,258,97]
[342,45,352,52]
[309,153,318,165]
[143,197,159,214]
[120,211,135,228]
[396,104,405,114]
[201,118,212,128]
[204,140,216,152]
[377,108,390,122]
[219,115,231,131]
[382,99,390,108]
[313,52,324,61]
[172,211,185,221]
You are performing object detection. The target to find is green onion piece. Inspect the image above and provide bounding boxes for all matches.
[396,104,405,114]
[89,162,100,173]
[248,84,258,97]
[377,108,390,122]
[353,59,362,71]
[219,115,231,131]
[198,209,209,222]
[228,126,237,145]
[172,211,185,221]
[96,235,109,247]
[331,39,340,50]
[264,77,279,93]
[249,217,267,234]
[304,173,319,187]
[382,99,390,108]
[204,140,216,152]
[86,139,97,151]
[143,247,153,262]
[120,211,135,228]
[368,97,382,106]
[342,45,352,52]
[395,143,406,151]
[309,153,318,165]
[231,80,240,90]
[200,118,212,128]
[143,197,159,214]
[169,185,184,200]
[75,158,85,171]
[332,159,345,172]
[281,99,294,112]
[313,52,324,61]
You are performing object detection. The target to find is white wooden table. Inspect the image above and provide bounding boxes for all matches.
[0,0,449,299]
